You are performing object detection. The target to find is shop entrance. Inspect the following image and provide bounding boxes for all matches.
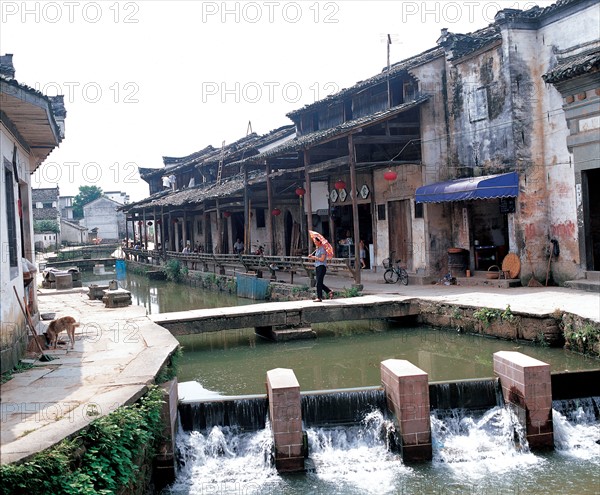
[332,204,373,266]
[388,200,412,269]
[471,200,509,270]
[583,168,600,270]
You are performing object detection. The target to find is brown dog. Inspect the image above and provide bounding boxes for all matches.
[45,316,79,350]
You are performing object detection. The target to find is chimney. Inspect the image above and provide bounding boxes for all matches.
[0,54,15,78]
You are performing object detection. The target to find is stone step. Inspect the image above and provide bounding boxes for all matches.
[584,270,600,282]
[564,279,600,293]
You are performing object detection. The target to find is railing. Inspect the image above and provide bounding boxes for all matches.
[122,248,354,282]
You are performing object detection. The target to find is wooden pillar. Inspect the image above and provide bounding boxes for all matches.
[125,216,129,246]
[182,210,188,248]
[348,133,361,287]
[266,160,274,255]
[244,165,251,253]
[215,200,222,254]
[304,151,313,249]
[153,208,158,249]
[143,210,148,248]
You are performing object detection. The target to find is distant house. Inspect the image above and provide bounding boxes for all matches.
[32,187,60,249]
[1,54,66,372]
[58,195,75,220]
[82,196,126,241]
[104,190,130,205]
[61,218,87,245]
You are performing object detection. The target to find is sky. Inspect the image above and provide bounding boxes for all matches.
[2,0,557,202]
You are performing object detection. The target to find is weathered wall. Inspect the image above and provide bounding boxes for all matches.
[1,125,33,373]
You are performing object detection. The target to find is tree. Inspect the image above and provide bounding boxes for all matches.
[73,186,103,219]
[33,220,60,234]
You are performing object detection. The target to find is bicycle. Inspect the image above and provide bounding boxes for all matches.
[383,252,409,285]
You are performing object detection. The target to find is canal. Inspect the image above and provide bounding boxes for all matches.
[86,271,600,494]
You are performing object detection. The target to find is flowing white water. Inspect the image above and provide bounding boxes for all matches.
[553,397,600,462]
[166,422,283,495]
[306,410,412,494]
[430,406,541,479]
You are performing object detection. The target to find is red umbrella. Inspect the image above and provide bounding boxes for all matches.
[308,230,334,259]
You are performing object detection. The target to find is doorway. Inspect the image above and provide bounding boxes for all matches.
[388,200,412,268]
[583,168,600,270]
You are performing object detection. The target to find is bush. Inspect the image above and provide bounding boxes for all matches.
[0,387,164,495]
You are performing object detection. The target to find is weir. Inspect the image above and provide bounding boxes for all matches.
[172,351,600,479]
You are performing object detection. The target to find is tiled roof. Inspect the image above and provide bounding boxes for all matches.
[33,207,59,221]
[235,96,429,166]
[542,48,600,83]
[32,187,59,203]
[287,47,443,118]
[437,25,501,60]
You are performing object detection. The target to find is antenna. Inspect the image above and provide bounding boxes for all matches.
[247,120,253,136]
[380,34,400,108]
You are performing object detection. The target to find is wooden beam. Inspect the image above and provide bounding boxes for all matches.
[349,133,361,287]
[353,135,420,144]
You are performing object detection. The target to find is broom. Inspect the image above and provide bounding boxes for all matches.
[526,248,543,287]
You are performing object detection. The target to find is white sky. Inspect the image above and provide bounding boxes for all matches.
[2,0,556,202]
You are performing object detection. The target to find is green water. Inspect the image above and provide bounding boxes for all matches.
[93,272,600,495]
[176,322,600,395]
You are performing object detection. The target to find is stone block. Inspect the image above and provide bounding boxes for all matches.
[55,273,73,290]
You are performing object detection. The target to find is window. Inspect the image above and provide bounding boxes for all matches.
[469,87,489,122]
[4,161,18,276]
[377,204,386,221]
[256,208,266,228]
[36,202,43,208]
[414,201,424,219]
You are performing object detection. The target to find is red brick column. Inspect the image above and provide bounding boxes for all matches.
[493,351,553,450]
[380,359,432,462]
[266,368,305,472]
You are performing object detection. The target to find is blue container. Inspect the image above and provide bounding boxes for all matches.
[116,259,126,280]
[236,273,269,300]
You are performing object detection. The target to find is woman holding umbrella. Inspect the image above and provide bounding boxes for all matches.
[308,233,334,302]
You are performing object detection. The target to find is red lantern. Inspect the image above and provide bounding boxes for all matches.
[223,211,231,218]
[138,221,143,226]
[384,170,398,182]
[295,186,306,197]
[272,208,281,216]
[334,179,346,190]
[156,219,162,225]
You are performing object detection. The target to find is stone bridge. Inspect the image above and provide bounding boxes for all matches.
[150,295,420,335]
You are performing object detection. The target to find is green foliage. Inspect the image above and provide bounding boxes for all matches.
[342,287,361,298]
[473,305,514,327]
[73,186,103,220]
[34,219,60,234]
[1,361,34,384]
[155,347,183,384]
[564,322,600,356]
[0,387,164,495]
[163,259,186,282]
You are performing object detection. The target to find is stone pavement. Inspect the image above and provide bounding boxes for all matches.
[1,270,598,466]
[0,287,179,465]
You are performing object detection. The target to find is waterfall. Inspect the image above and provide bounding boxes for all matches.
[301,386,388,427]
[553,396,600,460]
[430,405,539,478]
[305,409,411,495]
[166,421,282,495]
[429,378,504,414]
[179,396,268,432]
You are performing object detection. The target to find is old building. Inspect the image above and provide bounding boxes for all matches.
[1,54,66,372]
[126,0,598,287]
[32,187,61,249]
[82,196,126,242]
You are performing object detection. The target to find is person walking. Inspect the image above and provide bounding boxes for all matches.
[308,237,334,302]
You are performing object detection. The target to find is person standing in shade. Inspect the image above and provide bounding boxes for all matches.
[308,237,334,302]
[359,239,367,269]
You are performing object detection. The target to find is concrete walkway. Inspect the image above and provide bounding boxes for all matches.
[0,288,179,465]
[1,270,597,466]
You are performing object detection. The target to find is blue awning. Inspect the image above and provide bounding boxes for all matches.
[415,172,519,203]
